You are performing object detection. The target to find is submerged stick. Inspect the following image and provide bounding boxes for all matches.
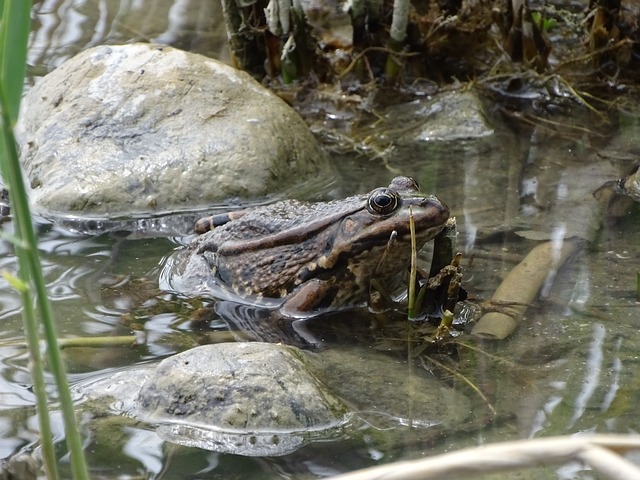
[1,335,141,350]
[471,237,582,340]
[57,336,141,349]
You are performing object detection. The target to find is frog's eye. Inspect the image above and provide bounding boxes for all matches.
[368,188,400,215]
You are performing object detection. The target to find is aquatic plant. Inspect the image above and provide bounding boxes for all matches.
[0,1,89,478]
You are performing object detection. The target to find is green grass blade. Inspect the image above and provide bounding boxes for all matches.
[0,108,59,480]
[0,106,90,480]
[16,261,60,479]
[0,1,91,477]
[0,0,31,124]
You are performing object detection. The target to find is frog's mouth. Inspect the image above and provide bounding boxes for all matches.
[351,222,447,252]
[317,202,449,270]
[352,198,450,248]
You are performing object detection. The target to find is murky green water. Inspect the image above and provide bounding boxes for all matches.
[1,1,639,478]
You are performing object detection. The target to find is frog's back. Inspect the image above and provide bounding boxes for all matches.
[207,196,364,244]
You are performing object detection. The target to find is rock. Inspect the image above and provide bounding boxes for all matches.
[74,342,478,458]
[375,91,496,154]
[16,43,331,220]
[392,91,495,144]
[0,452,39,480]
[316,346,473,430]
[135,342,351,456]
[373,90,520,243]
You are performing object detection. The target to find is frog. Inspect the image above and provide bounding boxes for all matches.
[172,176,449,317]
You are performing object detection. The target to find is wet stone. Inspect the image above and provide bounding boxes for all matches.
[386,90,495,145]
[135,342,351,456]
[16,43,331,220]
[317,345,474,430]
[74,341,478,458]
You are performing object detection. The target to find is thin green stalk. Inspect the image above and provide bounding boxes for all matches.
[407,207,418,319]
[0,108,90,480]
[0,0,90,477]
[0,98,59,478]
[0,0,30,124]
[5,259,59,479]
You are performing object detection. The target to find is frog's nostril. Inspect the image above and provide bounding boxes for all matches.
[419,196,440,208]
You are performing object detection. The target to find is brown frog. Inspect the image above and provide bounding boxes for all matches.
[173,176,449,317]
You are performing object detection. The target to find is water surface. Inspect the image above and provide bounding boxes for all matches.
[1,1,639,478]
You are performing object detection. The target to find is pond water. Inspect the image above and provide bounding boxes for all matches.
[1,0,639,478]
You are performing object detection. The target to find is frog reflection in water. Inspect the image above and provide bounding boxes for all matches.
[183,176,449,317]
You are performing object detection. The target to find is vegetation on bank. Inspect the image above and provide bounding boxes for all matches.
[225,0,640,126]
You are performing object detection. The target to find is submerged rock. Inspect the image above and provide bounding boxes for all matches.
[75,341,478,458]
[16,43,331,221]
[318,346,473,429]
[391,91,495,144]
[135,342,351,456]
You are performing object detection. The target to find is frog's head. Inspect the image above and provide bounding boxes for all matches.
[317,176,449,269]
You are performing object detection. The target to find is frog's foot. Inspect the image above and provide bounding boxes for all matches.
[476,299,532,318]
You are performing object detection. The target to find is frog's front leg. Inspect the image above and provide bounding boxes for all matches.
[415,253,464,319]
[280,279,336,318]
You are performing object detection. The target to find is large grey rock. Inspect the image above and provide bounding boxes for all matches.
[16,43,330,219]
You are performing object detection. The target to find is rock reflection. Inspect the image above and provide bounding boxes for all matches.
[29,0,229,75]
